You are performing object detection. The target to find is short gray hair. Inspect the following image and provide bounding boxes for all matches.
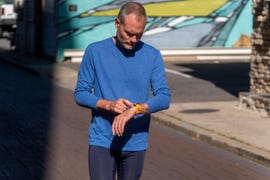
[118,2,146,22]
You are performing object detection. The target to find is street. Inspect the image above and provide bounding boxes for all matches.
[1,58,270,179]
[164,60,250,103]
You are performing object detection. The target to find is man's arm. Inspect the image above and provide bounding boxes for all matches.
[74,45,101,109]
[146,52,171,113]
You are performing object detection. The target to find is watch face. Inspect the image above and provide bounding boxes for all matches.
[135,103,141,115]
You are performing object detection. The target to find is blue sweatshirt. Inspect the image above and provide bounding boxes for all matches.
[74,38,170,151]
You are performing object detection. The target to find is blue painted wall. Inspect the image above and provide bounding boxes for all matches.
[57,0,253,62]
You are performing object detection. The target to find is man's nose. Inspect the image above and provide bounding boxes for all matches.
[130,35,139,43]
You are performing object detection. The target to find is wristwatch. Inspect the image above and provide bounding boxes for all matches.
[134,103,142,115]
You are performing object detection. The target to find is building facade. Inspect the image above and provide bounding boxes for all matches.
[14,0,56,60]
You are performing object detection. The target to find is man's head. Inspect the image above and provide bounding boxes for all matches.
[114,2,147,50]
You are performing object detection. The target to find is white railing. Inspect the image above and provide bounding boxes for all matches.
[64,48,251,63]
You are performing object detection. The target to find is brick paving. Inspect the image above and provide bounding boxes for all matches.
[0,61,89,179]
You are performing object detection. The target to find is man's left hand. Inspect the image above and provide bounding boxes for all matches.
[112,106,136,136]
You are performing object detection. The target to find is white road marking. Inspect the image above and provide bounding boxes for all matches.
[165,68,192,78]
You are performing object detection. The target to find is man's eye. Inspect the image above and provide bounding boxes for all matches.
[126,32,133,37]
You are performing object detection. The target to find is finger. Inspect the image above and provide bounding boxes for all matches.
[115,103,128,113]
[110,101,126,113]
[118,104,127,112]
[112,122,116,135]
[122,99,134,108]
[117,119,125,136]
[113,120,120,135]
[118,123,123,136]
[119,125,124,136]
[112,120,121,136]
[117,122,122,136]
[118,99,132,108]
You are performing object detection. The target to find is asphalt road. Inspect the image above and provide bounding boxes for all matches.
[1,58,270,179]
[164,60,250,103]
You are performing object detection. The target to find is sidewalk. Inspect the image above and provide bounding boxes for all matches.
[1,49,270,167]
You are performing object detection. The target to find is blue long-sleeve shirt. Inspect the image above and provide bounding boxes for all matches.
[74,38,170,151]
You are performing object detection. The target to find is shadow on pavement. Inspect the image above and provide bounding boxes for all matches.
[0,59,53,179]
[176,62,250,97]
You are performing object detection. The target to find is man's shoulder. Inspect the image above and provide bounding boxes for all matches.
[139,41,161,55]
[87,38,112,49]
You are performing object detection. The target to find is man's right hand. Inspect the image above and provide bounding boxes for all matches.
[96,98,134,114]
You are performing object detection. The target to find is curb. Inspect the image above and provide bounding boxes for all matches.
[152,112,270,167]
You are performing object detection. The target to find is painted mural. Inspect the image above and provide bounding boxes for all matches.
[57,0,253,62]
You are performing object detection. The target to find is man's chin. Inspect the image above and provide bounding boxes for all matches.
[125,47,133,50]
[117,42,136,50]
[124,45,135,50]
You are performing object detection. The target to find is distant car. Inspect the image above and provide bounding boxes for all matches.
[0,3,17,38]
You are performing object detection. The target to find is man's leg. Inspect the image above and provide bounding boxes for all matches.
[88,146,117,180]
[117,150,146,180]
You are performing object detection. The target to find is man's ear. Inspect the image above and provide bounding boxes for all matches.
[115,18,120,28]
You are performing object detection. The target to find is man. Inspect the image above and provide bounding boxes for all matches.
[74,2,170,180]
